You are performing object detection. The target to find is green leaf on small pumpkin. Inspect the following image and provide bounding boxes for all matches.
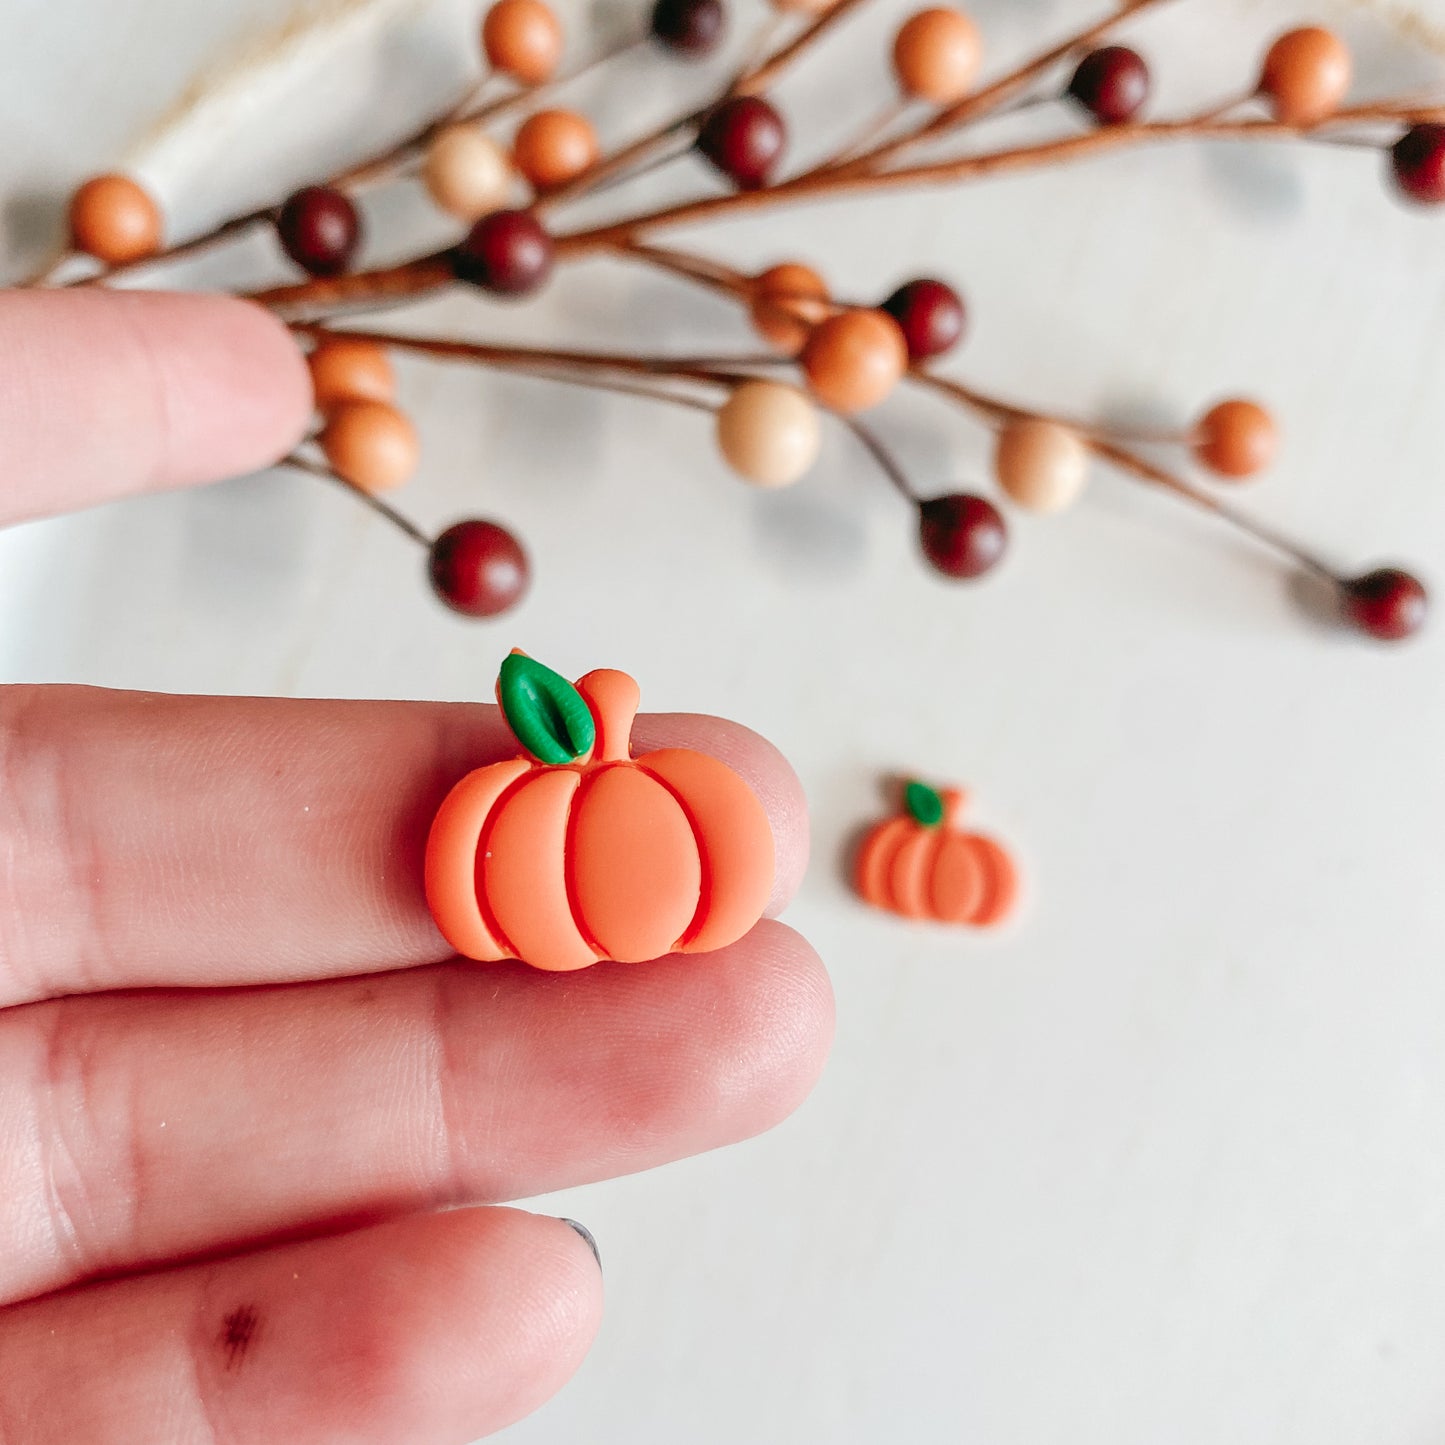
[904,780,945,828]
[499,653,596,765]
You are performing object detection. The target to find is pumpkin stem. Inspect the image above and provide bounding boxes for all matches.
[576,669,641,762]
[940,788,969,827]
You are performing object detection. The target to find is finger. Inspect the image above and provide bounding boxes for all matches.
[0,1208,601,1445]
[0,922,829,1304]
[0,289,312,526]
[0,686,808,1006]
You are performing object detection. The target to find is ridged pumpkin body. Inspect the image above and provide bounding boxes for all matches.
[426,665,775,970]
[856,786,1017,927]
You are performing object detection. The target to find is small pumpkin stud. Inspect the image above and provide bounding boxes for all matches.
[425,652,776,969]
[855,780,1019,926]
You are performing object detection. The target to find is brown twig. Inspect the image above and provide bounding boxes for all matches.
[552,101,1440,250]
[816,0,1176,180]
[915,372,1341,581]
[283,453,433,546]
[843,417,918,503]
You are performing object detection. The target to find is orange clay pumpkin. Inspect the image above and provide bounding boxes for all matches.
[856,781,1018,927]
[426,652,775,971]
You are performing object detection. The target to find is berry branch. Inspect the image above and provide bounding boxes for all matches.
[15,0,1438,641]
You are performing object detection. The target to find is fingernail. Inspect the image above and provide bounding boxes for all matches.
[559,1218,601,1272]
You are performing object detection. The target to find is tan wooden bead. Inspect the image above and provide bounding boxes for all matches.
[750,263,830,355]
[716,380,822,487]
[769,0,837,13]
[512,109,599,190]
[892,9,983,104]
[994,419,1089,512]
[482,0,564,85]
[68,174,163,265]
[1194,399,1277,479]
[800,310,908,414]
[424,126,513,221]
[308,338,396,411]
[1259,27,1351,126]
[321,401,420,493]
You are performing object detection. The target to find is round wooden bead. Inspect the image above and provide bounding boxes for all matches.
[994,419,1089,512]
[800,309,908,414]
[750,263,830,354]
[423,125,513,220]
[1259,27,1351,126]
[68,174,163,264]
[716,380,822,487]
[512,109,599,190]
[1194,399,1277,479]
[320,400,420,493]
[482,0,564,85]
[892,9,983,104]
[308,337,396,411]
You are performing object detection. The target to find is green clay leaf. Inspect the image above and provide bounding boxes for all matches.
[904,780,945,828]
[499,653,596,765]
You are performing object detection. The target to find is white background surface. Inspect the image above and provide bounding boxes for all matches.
[4,0,1445,1441]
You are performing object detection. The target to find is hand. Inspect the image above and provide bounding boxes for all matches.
[0,289,831,1444]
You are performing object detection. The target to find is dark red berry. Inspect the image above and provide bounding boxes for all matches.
[276,186,361,276]
[918,494,1007,579]
[880,278,966,362]
[1390,124,1445,204]
[651,0,726,57]
[452,210,554,295]
[1066,46,1150,125]
[696,96,786,189]
[1340,567,1428,641]
[428,519,530,618]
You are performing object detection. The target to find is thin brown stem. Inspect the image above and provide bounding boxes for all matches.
[915,372,1340,580]
[535,108,707,212]
[66,205,279,288]
[843,417,918,503]
[15,252,68,288]
[615,239,752,297]
[283,454,433,546]
[553,101,1445,250]
[250,252,456,320]
[829,0,1175,178]
[292,322,743,393]
[731,0,873,99]
[813,94,914,173]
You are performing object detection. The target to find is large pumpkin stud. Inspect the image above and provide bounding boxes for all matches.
[856,780,1019,926]
[426,652,776,970]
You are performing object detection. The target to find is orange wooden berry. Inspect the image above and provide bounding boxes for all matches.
[320,400,419,493]
[716,379,822,487]
[1194,399,1277,479]
[424,125,513,220]
[1259,27,1351,126]
[892,8,983,104]
[994,418,1089,512]
[425,654,775,970]
[800,309,909,414]
[307,337,396,411]
[68,174,163,265]
[483,0,564,85]
[856,783,1018,927]
[749,262,830,354]
[512,109,599,190]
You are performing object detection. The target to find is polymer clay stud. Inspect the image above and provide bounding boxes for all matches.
[426,652,776,970]
[856,780,1018,926]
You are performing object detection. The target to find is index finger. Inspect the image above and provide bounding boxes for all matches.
[0,685,810,1006]
[0,288,312,525]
